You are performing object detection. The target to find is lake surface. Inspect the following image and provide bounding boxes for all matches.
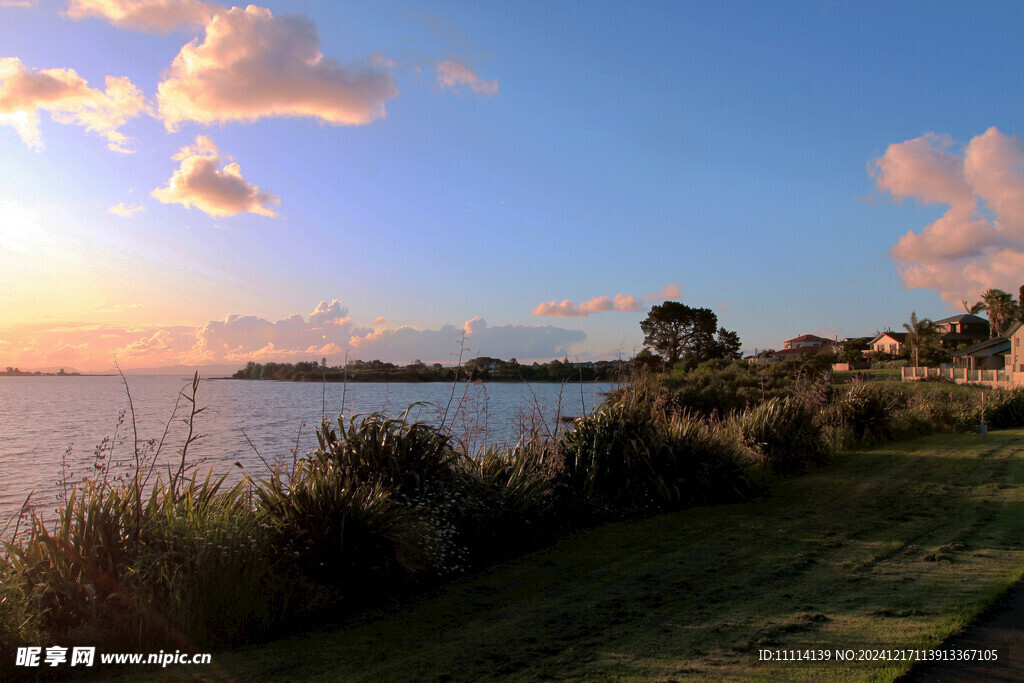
[0,376,615,526]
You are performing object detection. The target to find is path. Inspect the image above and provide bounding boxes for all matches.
[900,580,1024,681]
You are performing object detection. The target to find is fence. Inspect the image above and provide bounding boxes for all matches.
[901,366,1011,386]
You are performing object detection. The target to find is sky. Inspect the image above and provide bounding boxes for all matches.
[3,1,1024,372]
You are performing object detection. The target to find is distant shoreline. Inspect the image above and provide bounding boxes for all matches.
[223,376,617,384]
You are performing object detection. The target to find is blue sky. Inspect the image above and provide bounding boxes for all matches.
[2,1,1024,370]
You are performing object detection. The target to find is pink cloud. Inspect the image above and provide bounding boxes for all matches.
[108,202,144,217]
[872,127,1024,302]
[64,0,218,32]
[642,283,683,301]
[1,300,588,371]
[156,5,398,130]
[0,57,145,152]
[436,59,498,96]
[533,285,679,317]
[152,135,278,217]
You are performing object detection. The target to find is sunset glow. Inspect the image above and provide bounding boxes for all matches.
[3,2,1024,372]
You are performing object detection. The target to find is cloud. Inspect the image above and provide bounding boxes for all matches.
[3,301,587,371]
[156,5,398,130]
[350,317,583,362]
[643,283,683,301]
[0,57,145,152]
[191,302,584,364]
[151,135,278,217]
[1,1,36,7]
[372,316,389,325]
[116,329,175,358]
[436,59,498,96]
[533,294,638,318]
[533,284,683,318]
[871,127,1024,302]
[190,301,356,363]
[108,201,144,217]
[64,0,218,32]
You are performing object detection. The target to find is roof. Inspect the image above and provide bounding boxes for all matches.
[952,336,1011,358]
[774,347,824,357]
[784,334,833,344]
[869,332,909,344]
[934,314,989,325]
[1005,321,1023,338]
[939,332,977,343]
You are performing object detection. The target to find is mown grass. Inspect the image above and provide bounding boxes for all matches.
[176,429,1024,682]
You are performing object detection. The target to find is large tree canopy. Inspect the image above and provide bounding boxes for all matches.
[639,301,741,367]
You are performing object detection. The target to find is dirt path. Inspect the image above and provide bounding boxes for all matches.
[900,580,1024,682]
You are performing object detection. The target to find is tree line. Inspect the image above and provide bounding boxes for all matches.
[231,357,630,383]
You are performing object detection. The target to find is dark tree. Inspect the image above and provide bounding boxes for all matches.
[631,348,663,372]
[713,327,742,359]
[640,301,738,366]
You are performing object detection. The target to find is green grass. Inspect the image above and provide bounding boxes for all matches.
[130,428,1024,681]
[831,368,902,383]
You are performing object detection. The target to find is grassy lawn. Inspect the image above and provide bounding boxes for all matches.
[831,368,903,383]
[150,430,1024,681]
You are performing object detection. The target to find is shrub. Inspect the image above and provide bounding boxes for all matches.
[740,397,828,475]
[254,460,424,601]
[983,388,1024,429]
[554,396,758,518]
[664,413,758,505]
[824,383,898,445]
[463,443,557,555]
[130,475,279,648]
[3,479,144,635]
[314,407,459,499]
[554,400,673,516]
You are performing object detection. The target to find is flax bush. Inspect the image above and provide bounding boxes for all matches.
[740,396,828,476]
[314,407,459,499]
[130,476,279,648]
[983,388,1024,429]
[254,459,424,603]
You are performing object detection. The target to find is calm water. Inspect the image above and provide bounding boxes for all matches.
[0,376,614,525]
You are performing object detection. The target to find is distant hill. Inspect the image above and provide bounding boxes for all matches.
[96,363,241,376]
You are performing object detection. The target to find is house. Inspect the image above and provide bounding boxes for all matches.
[904,321,1023,386]
[933,314,989,348]
[1004,322,1024,377]
[952,336,1011,371]
[783,334,834,350]
[868,331,908,356]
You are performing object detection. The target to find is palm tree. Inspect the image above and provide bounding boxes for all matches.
[903,312,938,368]
[962,299,986,315]
[980,289,1017,337]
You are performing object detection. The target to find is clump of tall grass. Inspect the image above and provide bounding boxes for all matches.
[314,407,459,499]
[664,413,759,505]
[130,475,279,648]
[254,460,424,608]
[982,387,1024,429]
[817,383,897,447]
[740,396,828,476]
[554,390,758,519]
[0,557,40,652]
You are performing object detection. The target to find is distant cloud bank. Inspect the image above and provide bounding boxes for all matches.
[873,127,1024,303]
[2,300,587,371]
